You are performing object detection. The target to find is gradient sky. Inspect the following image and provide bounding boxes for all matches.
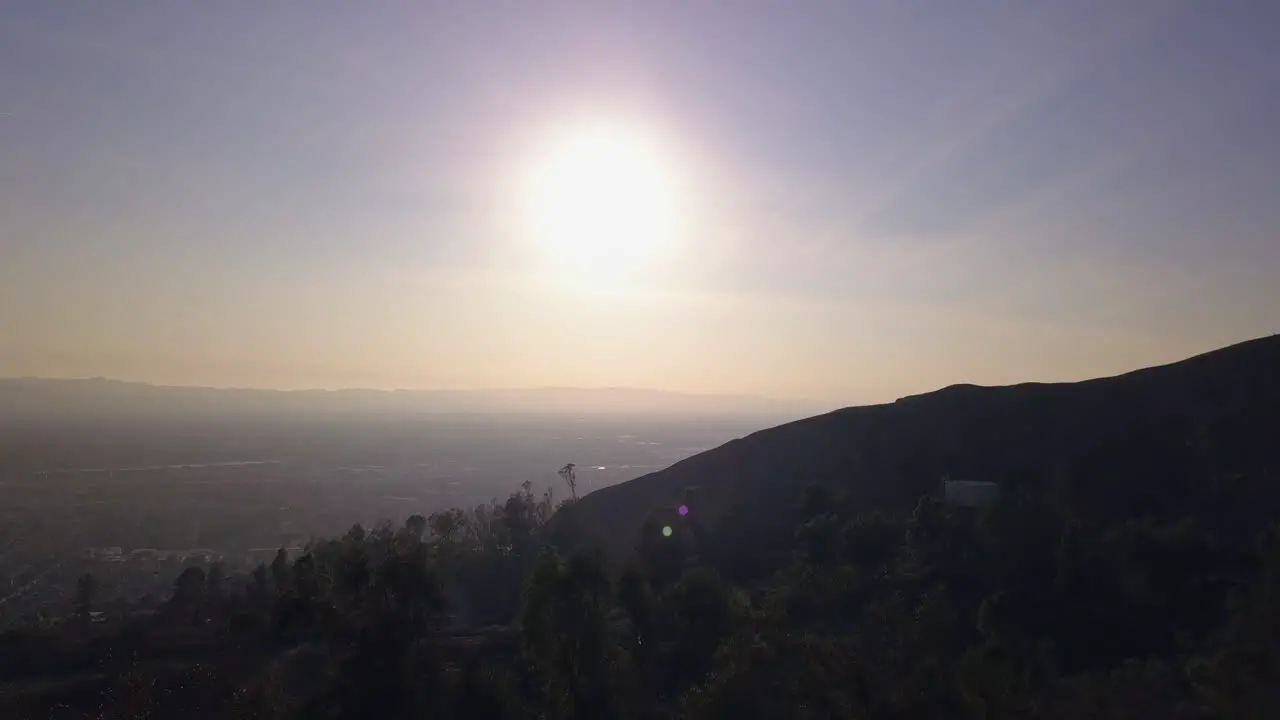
[2,1,1277,405]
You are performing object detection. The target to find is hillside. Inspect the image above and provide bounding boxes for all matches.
[563,334,1280,571]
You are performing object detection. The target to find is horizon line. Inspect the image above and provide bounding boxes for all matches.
[2,375,823,406]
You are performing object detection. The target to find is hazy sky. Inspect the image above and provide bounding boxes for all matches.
[3,1,1277,404]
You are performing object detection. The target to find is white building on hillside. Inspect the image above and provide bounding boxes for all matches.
[941,476,1000,508]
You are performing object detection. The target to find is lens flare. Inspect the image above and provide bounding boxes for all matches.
[662,525,673,537]
[678,505,689,516]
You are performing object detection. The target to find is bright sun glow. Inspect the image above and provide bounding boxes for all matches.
[525,122,684,277]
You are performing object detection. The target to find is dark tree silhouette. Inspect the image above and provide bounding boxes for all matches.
[170,566,206,624]
[205,561,225,611]
[270,547,291,594]
[74,572,96,623]
[249,562,270,610]
[404,513,427,540]
[6,459,1280,720]
[559,463,578,501]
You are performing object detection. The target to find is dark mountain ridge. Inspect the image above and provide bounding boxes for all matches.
[564,334,1280,569]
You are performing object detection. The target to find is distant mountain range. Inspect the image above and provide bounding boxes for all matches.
[0,377,825,418]
[559,334,1280,573]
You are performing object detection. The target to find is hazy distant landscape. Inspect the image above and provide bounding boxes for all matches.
[0,381,797,625]
[0,378,822,419]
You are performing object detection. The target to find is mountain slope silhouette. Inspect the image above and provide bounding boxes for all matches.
[562,334,1280,571]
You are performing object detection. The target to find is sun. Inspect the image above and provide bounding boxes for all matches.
[524,121,684,275]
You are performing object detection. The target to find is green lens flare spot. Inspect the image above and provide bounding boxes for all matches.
[662,525,673,537]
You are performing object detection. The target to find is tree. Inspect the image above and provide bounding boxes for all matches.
[270,548,291,594]
[1192,522,1280,717]
[843,512,900,571]
[559,463,578,501]
[797,512,843,568]
[336,546,371,608]
[373,543,445,639]
[427,509,465,547]
[205,562,225,610]
[684,633,874,719]
[249,563,270,611]
[369,519,396,546]
[617,562,653,658]
[520,548,616,718]
[74,573,96,623]
[276,554,320,634]
[500,485,539,556]
[343,523,367,545]
[293,554,319,602]
[669,568,736,686]
[171,567,206,623]
[404,514,427,540]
